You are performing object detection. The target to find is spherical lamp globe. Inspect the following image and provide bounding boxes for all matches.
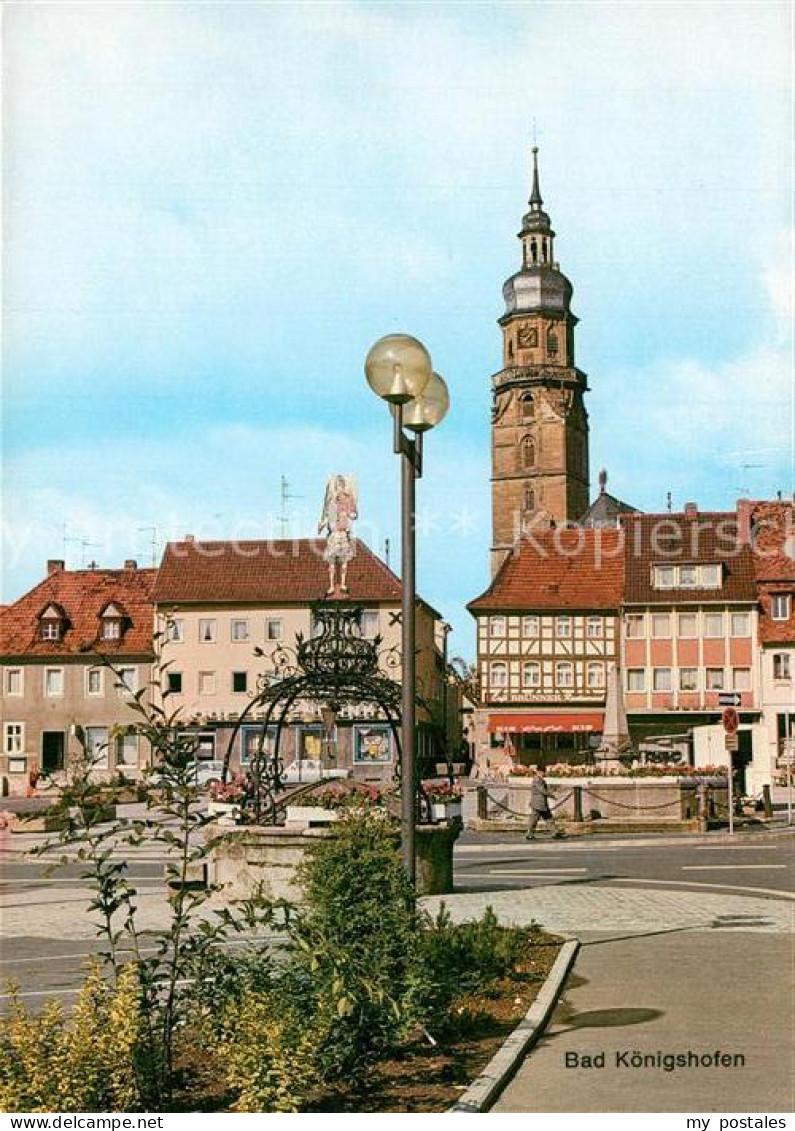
[364,334,432,405]
[401,371,450,433]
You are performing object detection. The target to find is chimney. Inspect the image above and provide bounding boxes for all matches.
[683,502,698,517]
[123,559,138,570]
[736,499,753,544]
[47,559,65,575]
[185,534,195,543]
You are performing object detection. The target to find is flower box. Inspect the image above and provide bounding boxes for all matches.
[207,800,241,821]
[285,805,339,827]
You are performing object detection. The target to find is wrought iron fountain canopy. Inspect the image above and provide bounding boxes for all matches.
[222,602,406,823]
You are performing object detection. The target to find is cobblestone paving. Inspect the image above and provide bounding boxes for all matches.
[422,885,795,937]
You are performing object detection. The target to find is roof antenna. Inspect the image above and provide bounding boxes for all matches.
[384,537,390,570]
[278,475,302,538]
[137,526,160,568]
[666,491,673,514]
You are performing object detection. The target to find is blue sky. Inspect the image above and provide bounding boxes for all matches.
[3,1,792,658]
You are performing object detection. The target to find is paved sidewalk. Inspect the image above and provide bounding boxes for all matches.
[424,887,794,1113]
[493,931,794,1113]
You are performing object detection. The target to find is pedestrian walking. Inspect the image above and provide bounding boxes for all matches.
[525,766,565,840]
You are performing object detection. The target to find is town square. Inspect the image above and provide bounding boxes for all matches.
[1,1,793,1122]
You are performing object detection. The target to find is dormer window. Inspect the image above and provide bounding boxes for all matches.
[653,565,676,589]
[39,604,66,642]
[100,603,125,641]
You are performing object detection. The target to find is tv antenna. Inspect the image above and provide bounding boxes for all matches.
[78,538,101,568]
[137,526,161,568]
[278,476,302,538]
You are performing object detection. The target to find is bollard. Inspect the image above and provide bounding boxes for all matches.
[762,784,773,819]
[573,785,583,823]
[697,783,708,832]
[477,785,488,821]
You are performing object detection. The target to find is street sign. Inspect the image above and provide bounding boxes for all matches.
[724,732,739,752]
[722,707,740,734]
[718,692,742,707]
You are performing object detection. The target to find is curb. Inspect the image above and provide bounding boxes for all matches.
[448,937,580,1113]
[457,826,795,851]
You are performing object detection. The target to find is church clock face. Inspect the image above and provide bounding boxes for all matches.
[517,325,538,348]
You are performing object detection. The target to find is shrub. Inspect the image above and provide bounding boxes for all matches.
[287,810,424,1082]
[0,964,145,1113]
[220,992,319,1112]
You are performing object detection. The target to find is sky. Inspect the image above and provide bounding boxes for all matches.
[3,0,793,658]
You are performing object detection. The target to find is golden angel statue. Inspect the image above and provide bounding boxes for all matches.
[318,474,358,594]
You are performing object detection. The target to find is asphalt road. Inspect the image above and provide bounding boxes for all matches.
[1,828,793,1008]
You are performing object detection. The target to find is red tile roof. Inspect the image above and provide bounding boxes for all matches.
[151,538,406,606]
[0,566,156,659]
[621,512,757,604]
[468,528,625,612]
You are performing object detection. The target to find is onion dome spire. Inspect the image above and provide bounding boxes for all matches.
[529,146,543,208]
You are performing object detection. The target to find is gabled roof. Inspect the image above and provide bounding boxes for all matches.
[152,538,407,607]
[0,566,156,659]
[622,512,756,604]
[468,528,625,612]
[579,489,639,528]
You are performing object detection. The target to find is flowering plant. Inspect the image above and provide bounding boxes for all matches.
[310,782,390,811]
[422,781,463,802]
[209,774,248,803]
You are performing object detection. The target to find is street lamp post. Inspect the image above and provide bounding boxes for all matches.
[365,334,449,882]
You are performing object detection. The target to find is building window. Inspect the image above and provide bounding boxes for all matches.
[625,614,645,638]
[231,619,249,642]
[86,668,103,696]
[199,619,216,642]
[704,612,724,638]
[115,733,138,766]
[679,668,698,691]
[198,671,216,695]
[359,611,379,639]
[652,668,672,692]
[651,613,671,638]
[520,393,535,420]
[232,671,248,694]
[85,726,109,769]
[555,616,572,638]
[490,662,508,688]
[547,330,558,357]
[522,615,540,637]
[522,662,541,688]
[706,668,725,691]
[102,618,121,640]
[732,668,751,691]
[771,594,791,621]
[627,669,646,692]
[44,668,64,696]
[4,668,23,696]
[586,662,605,688]
[166,618,184,642]
[167,671,183,694]
[4,723,24,754]
[266,618,283,641]
[773,653,791,680]
[730,612,751,637]
[679,564,698,587]
[678,613,698,638]
[653,565,676,589]
[115,667,138,696]
[40,619,62,641]
[489,616,506,637]
[523,485,535,512]
[586,616,603,638]
[241,726,276,765]
[556,662,574,687]
[700,564,721,588]
[521,436,535,469]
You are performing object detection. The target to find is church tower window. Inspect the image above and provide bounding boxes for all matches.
[547,329,558,357]
[521,436,535,469]
[520,393,534,420]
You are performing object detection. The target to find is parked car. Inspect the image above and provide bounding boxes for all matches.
[149,759,225,789]
[281,759,350,784]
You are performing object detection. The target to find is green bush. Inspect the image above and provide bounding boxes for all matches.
[287,811,426,1083]
[0,964,145,1113]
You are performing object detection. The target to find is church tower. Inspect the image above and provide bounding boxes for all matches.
[490,148,590,574]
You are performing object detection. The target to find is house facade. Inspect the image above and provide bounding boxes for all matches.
[0,560,156,793]
[150,537,449,784]
[468,528,624,773]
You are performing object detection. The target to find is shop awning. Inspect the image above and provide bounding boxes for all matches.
[489,712,604,734]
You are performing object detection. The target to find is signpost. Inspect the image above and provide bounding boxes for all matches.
[718,692,742,707]
[722,707,739,835]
